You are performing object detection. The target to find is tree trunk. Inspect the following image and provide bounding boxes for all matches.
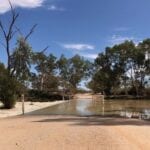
[40,73,45,91]
[21,94,25,115]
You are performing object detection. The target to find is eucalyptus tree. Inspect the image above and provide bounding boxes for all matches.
[33,52,48,91]
[135,39,150,94]
[43,54,58,92]
[10,37,33,83]
[57,54,69,81]
[90,39,150,96]
[92,50,116,95]
[57,54,92,92]
[57,54,71,92]
[121,40,149,96]
[68,55,92,91]
[90,41,136,95]
[111,41,135,95]
[33,52,58,92]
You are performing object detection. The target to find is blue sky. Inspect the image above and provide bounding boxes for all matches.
[1,0,150,64]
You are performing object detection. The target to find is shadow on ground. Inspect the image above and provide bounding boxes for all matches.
[32,116,150,126]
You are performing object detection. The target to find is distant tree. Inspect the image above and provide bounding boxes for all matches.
[90,40,150,97]
[57,55,71,91]
[10,37,33,83]
[92,51,117,95]
[110,41,135,95]
[57,54,69,82]
[57,54,92,92]
[68,55,91,91]
[33,52,58,92]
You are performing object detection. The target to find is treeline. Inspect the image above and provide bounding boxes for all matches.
[89,40,150,98]
[0,47,92,108]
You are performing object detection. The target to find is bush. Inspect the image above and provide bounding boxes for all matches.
[27,89,69,102]
[0,76,20,109]
[144,88,150,98]
[1,94,17,109]
[0,64,20,109]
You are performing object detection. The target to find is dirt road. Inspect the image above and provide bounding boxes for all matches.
[0,115,150,150]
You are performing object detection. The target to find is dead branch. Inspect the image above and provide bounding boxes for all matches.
[0,0,19,71]
[25,24,37,41]
[40,46,49,54]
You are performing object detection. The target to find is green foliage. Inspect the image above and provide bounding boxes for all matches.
[10,37,33,83]
[57,54,69,81]
[28,90,69,101]
[90,39,150,97]
[57,54,92,91]
[33,52,57,74]
[0,63,20,109]
[32,53,91,93]
[32,52,58,91]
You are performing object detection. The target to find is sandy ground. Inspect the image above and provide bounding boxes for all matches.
[75,93,104,100]
[0,116,150,150]
[0,94,150,150]
[0,101,64,118]
[74,93,93,99]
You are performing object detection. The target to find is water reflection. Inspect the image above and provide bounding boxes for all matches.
[29,99,150,120]
[76,99,93,116]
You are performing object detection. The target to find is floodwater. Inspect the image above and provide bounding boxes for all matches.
[29,99,150,119]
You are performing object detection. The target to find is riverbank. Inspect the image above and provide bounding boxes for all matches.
[0,101,64,118]
[105,95,150,100]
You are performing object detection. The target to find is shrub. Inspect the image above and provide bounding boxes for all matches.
[0,76,20,109]
[27,89,69,102]
[1,94,17,109]
[0,64,20,109]
[144,88,150,98]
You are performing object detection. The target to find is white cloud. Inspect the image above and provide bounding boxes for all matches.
[62,43,95,51]
[80,53,98,59]
[60,42,97,59]
[48,5,65,11]
[0,0,44,14]
[109,35,135,45]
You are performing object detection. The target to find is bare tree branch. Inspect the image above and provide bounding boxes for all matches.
[8,0,15,15]
[40,46,49,54]
[7,13,19,40]
[25,24,37,41]
[0,1,37,74]
[0,0,19,72]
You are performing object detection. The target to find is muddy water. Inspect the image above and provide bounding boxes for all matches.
[29,99,150,119]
